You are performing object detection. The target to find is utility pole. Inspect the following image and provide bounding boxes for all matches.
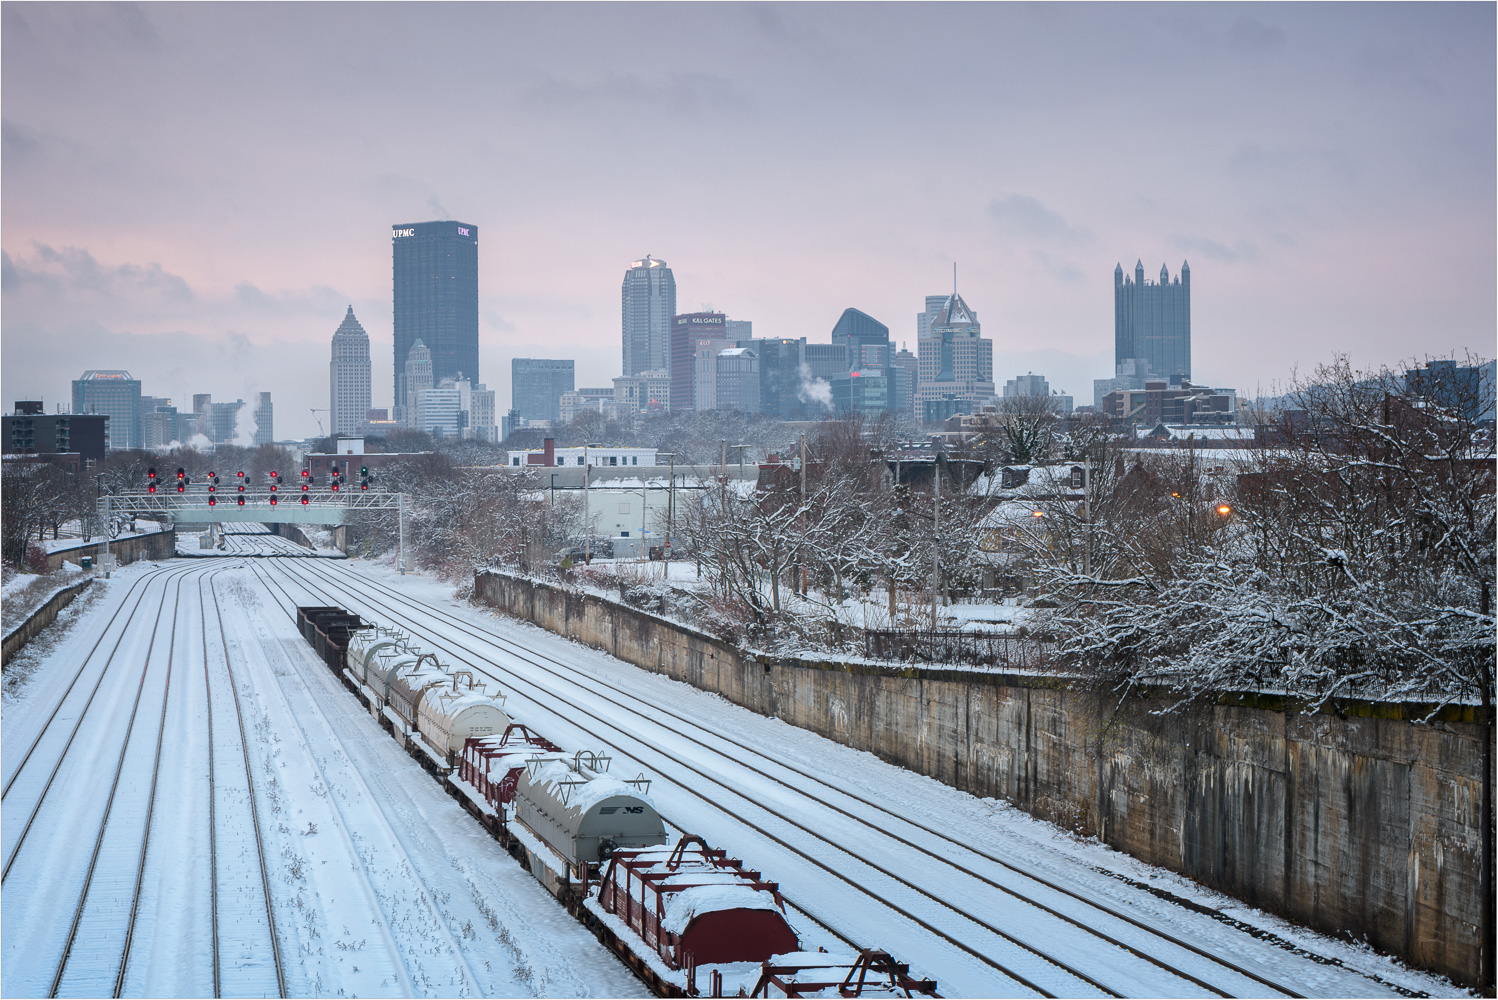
[660,452,676,576]
[583,445,591,564]
[930,458,940,632]
[720,440,728,515]
[397,492,407,574]
[799,432,808,596]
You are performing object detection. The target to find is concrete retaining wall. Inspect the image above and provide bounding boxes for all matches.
[475,569,1490,987]
[42,527,176,572]
[2,578,93,666]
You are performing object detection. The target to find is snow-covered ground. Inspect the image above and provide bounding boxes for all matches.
[32,517,170,554]
[0,538,1474,998]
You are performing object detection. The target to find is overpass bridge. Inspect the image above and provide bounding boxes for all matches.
[96,490,412,571]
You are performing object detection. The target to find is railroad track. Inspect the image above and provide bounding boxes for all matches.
[260,557,1316,999]
[203,572,285,998]
[2,563,287,998]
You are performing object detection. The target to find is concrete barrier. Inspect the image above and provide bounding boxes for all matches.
[41,527,176,572]
[474,568,1491,988]
[2,578,93,666]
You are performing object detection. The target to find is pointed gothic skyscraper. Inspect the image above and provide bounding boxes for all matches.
[330,305,371,436]
[916,282,995,419]
[1114,260,1191,383]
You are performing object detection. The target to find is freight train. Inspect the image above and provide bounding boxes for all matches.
[296,606,939,999]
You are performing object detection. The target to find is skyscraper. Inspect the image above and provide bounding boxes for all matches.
[621,256,676,377]
[670,312,727,412]
[72,370,142,451]
[393,220,479,424]
[254,392,275,445]
[916,295,948,341]
[511,358,575,424]
[404,340,434,428]
[1115,260,1190,384]
[832,308,893,370]
[916,289,994,418]
[329,306,371,436]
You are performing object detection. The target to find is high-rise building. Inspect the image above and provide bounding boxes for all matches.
[468,383,498,443]
[714,349,760,413]
[893,345,919,419]
[511,358,575,424]
[832,367,891,416]
[393,220,479,424]
[254,392,275,445]
[725,319,752,341]
[1115,260,1190,384]
[330,306,371,436]
[415,383,464,437]
[403,340,434,428]
[560,387,619,424]
[621,256,676,377]
[916,295,948,342]
[613,370,671,415]
[740,337,806,419]
[670,312,727,411]
[831,308,893,370]
[4,407,109,463]
[916,289,995,418]
[72,370,141,451]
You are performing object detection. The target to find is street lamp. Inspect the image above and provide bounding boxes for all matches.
[1216,503,1233,517]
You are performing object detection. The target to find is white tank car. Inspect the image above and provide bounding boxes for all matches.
[416,670,510,765]
[347,627,412,680]
[359,649,422,710]
[387,654,451,732]
[513,750,667,894]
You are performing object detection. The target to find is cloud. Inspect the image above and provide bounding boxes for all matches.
[3,243,193,301]
[1031,250,1085,284]
[987,195,1091,245]
[1227,16,1285,51]
[1170,235,1258,262]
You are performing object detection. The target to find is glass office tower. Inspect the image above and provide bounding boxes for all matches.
[393,220,479,424]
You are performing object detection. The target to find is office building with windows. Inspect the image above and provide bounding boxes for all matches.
[330,306,371,437]
[1115,260,1190,384]
[916,289,995,418]
[621,255,676,376]
[403,340,434,428]
[511,358,575,424]
[254,392,275,445]
[670,311,727,411]
[832,308,893,370]
[72,370,141,451]
[393,220,479,424]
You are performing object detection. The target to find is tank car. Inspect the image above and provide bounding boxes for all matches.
[387,653,451,734]
[416,670,510,766]
[511,749,666,898]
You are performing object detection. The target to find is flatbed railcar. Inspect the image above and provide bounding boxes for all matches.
[291,605,938,999]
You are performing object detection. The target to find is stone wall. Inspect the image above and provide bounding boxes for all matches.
[43,527,176,572]
[2,578,93,666]
[474,569,1490,987]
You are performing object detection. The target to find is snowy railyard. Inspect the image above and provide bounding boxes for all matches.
[1,529,1473,999]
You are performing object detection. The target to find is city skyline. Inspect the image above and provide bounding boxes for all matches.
[2,4,1493,438]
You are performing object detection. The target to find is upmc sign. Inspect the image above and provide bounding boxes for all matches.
[392,228,415,238]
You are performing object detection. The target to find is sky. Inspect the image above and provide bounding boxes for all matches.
[2,2,1493,440]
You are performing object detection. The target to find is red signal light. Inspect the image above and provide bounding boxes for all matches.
[237,470,244,478]
[270,484,277,492]
[300,496,308,505]
[208,484,215,492]
[149,484,156,493]
[270,496,278,505]
[361,482,368,491]
[237,484,244,492]
[237,496,244,506]
[301,469,308,478]
[331,483,339,492]
[208,496,216,506]
[177,484,185,493]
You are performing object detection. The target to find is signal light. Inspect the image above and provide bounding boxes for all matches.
[300,496,308,505]
[270,484,277,492]
[177,468,185,479]
[237,470,244,478]
[177,484,185,493]
[270,471,278,479]
[331,482,339,492]
[208,496,216,506]
[149,484,156,493]
[301,469,309,478]
[148,468,157,479]
[238,484,244,492]
[361,481,368,491]
[270,496,278,506]
[208,484,215,492]
[301,484,308,493]
[209,471,216,479]
[237,496,244,506]
[360,466,368,476]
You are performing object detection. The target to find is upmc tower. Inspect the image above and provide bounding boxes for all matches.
[392,220,479,425]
